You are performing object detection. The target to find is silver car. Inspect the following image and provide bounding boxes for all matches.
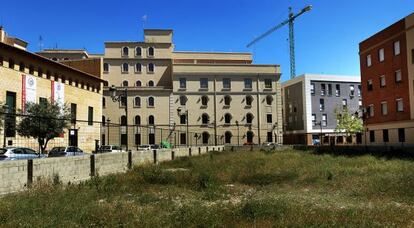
[48,146,85,157]
[137,144,151,151]
[99,145,123,153]
[0,147,43,161]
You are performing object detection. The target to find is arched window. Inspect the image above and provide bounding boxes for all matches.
[224,113,232,124]
[122,47,129,56]
[148,97,155,107]
[179,95,187,106]
[246,95,253,106]
[202,113,209,124]
[201,96,208,106]
[135,63,141,72]
[19,62,25,72]
[136,80,142,87]
[246,113,254,124]
[148,115,155,125]
[122,63,129,72]
[266,95,273,105]
[103,63,109,72]
[122,80,128,87]
[102,116,106,126]
[134,97,141,107]
[148,63,154,72]
[148,80,154,87]
[224,95,231,106]
[135,115,141,125]
[102,97,106,107]
[225,131,232,144]
[202,132,210,144]
[121,115,127,126]
[8,58,14,69]
[148,47,154,56]
[135,47,142,56]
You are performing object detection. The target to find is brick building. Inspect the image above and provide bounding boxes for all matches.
[359,13,414,145]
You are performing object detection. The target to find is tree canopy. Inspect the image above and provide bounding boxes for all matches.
[334,108,363,135]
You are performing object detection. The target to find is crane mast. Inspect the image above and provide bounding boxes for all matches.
[247,5,312,79]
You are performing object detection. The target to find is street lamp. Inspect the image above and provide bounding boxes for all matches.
[177,107,189,147]
[109,85,128,151]
[106,118,111,146]
[235,120,240,146]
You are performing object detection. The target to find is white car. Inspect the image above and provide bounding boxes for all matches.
[0,147,44,161]
[99,145,124,153]
[137,144,151,151]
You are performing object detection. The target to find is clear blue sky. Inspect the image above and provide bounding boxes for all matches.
[1,0,413,82]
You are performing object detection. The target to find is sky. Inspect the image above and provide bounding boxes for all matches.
[1,0,413,82]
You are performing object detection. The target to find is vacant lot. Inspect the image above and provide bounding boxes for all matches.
[1,148,414,227]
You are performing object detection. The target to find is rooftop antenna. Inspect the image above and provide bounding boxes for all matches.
[38,35,43,51]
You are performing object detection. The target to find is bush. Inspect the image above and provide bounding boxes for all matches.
[141,166,174,185]
[238,198,288,221]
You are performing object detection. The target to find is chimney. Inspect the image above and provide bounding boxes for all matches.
[0,26,5,43]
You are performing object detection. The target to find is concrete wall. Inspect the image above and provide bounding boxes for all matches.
[0,145,223,195]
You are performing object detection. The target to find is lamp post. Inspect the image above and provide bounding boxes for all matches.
[235,120,240,146]
[177,107,189,147]
[3,104,8,148]
[106,118,111,146]
[109,85,128,152]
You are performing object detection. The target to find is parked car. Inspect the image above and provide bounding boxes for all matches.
[137,144,151,151]
[150,144,160,150]
[48,146,85,157]
[99,145,123,153]
[312,139,320,146]
[0,147,44,161]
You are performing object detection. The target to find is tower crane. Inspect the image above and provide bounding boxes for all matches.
[247,5,312,79]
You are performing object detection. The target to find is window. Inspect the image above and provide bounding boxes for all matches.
[200,78,208,89]
[369,130,375,142]
[120,115,127,126]
[398,128,405,142]
[148,97,155,107]
[148,115,154,125]
[202,113,209,124]
[381,102,387,115]
[379,48,384,62]
[134,97,141,107]
[311,114,316,126]
[8,58,14,69]
[367,54,372,67]
[148,80,154,87]
[358,85,361,96]
[264,79,272,89]
[224,113,232,124]
[122,80,128,87]
[122,47,129,56]
[394,41,400,56]
[136,80,142,87]
[412,49,414,64]
[395,70,402,82]
[180,133,186,145]
[180,115,186,124]
[379,75,386,87]
[224,95,231,106]
[246,113,253,124]
[70,103,77,124]
[135,133,141,145]
[328,84,332,96]
[322,114,327,127]
[335,84,340,96]
[321,84,326,96]
[135,115,141,125]
[266,114,272,123]
[122,63,129,72]
[201,95,208,106]
[367,80,373,91]
[148,63,154,73]
[359,99,363,110]
[88,106,93,125]
[350,85,355,96]
[135,63,142,73]
[29,65,34,74]
[148,47,154,57]
[368,104,374,117]
[5,91,16,137]
[135,47,142,56]
[244,78,252,89]
[38,68,43,77]
[246,95,253,106]
[310,83,315,95]
[19,62,25,72]
[225,131,232,144]
[319,99,325,111]
[223,78,231,89]
[179,78,186,89]
[342,99,347,109]
[102,97,106,107]
[266,95,273,105]
[383,129,389,142]
[103,63,109,72]
[202,132,210,144]
[179,95,187,106]
[396,98,403,112]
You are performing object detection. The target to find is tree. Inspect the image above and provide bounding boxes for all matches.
[334,108,363,140]
[17,101,70,153]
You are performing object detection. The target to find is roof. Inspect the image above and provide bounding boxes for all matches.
[282,73,361,87]
[173,51,252,55]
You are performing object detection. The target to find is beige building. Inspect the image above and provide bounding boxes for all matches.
[39,29,282,148]
[0,27,104,152]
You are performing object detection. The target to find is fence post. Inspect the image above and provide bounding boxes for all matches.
[27,159,33,187]
[128,151,132,169]
[206,146,209,152]
[90,154,95,177]
[171,150,175,160]
[198,147,201,155]
[189,147,192,156]
[153,149,157,164]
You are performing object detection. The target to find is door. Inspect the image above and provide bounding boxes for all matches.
[246,131,254,143]
[149,133,155,145]
[69,129,78,147]
[5,91,16,137]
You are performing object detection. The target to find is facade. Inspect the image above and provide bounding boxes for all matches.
[0,27,104,152]
[282,74,361,145]
[359,13,414,146]
[39,29,282,148]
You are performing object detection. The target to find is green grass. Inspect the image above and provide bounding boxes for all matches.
[2,148,414,227]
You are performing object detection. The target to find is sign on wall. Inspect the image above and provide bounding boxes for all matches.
[51,81,65,106]
[21,74,37,112]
